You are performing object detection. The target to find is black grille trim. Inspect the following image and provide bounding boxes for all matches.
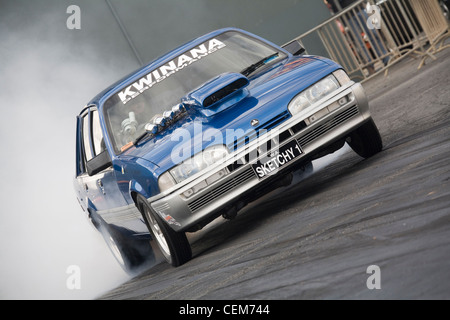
[297,105,359,148]
[187,168,255,213]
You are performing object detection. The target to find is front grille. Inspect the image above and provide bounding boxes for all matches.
[229,111,291,151]
[297,105,359,148]
[188,167,255,213]
[187,105,359,213]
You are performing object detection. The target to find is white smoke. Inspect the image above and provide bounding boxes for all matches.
[0,3,139,300]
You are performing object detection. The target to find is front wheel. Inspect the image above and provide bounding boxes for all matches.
[137,196,192,267]
[347,119,383,158]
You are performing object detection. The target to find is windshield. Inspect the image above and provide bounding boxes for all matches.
[104,31,286,153]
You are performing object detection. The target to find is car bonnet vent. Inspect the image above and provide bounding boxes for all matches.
[185,72,249,109]
[203,77,249,108]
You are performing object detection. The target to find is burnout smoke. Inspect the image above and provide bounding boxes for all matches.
[0,3,138,299]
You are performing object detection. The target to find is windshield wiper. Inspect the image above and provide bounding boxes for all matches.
[133,131,151,146]
[240,52,279,77]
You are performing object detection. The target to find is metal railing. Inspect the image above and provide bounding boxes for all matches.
[288,0,449,82]
[410,0,450,68]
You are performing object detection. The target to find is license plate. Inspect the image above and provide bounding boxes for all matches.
[252,140,302,180]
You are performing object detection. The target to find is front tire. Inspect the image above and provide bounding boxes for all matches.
[347,119,383,158]
[137,196,192,267]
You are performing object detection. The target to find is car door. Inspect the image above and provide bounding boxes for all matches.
[75,106,127,214]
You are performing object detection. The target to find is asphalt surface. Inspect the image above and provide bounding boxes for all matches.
[99,47,450,300]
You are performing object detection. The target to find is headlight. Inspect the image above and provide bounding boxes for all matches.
[158,145,229,192]
[288,74,340,115]
[333,69,351,86]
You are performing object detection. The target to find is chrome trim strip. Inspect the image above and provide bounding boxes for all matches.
[97,203,142,224]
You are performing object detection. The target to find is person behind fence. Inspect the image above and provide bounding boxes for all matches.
[324,0,390,74]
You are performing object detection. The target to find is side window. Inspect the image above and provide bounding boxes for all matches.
[82,113,93,162]
[75,115,85,177]
[80,107,106,172]
[92,110,105,156]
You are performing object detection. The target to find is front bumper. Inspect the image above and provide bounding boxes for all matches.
[148,82,371,232]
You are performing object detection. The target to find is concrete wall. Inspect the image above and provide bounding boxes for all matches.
[1,0,332,94]
[104,0,332,65]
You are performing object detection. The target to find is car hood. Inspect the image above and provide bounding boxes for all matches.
[118,55,338,176]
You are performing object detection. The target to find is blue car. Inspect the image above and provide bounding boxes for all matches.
[74,28,382,271]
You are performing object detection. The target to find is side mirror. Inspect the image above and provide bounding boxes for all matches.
[282,39,306,56]
[86,150,112,176]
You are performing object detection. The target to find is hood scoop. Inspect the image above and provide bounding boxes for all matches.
[183,72,249,117]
